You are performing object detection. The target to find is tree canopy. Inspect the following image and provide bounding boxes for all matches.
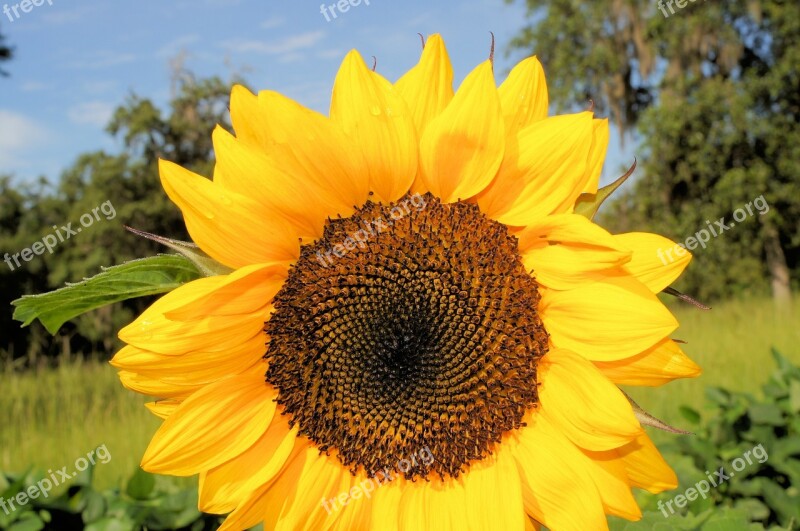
[508,0,799,302]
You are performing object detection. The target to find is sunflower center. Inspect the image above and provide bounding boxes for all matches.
[265,193,549,480]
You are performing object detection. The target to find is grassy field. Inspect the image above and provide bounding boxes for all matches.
[0,296,797,490]
[0,355,185,491]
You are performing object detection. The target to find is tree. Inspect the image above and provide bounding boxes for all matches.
[507,0,799,302]
[1,65,242,364]
[0,24,13,75]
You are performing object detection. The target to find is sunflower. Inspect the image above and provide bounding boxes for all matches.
[112,34,702,530]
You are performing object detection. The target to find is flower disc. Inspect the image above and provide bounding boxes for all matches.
[265,193,549,479]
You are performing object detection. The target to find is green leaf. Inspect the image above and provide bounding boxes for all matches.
[81,490,107,524]
[680,406,702,425]
[733,498,771,521]
[125,468,156,501]
[84,516,137,531]
[748,404,784,426]
[705,387,732,406]
[7,514,45,531]
[11,255,201,334]
[574,159,636,219]
[789,379,800,413]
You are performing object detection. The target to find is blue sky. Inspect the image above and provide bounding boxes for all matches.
[0,0,629,186]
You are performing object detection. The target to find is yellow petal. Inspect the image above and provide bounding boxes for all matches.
[227,87,370,218]
[498,56,548,137]
[579,118,610,196]
[594,338,702,386]
[219,442,311,531]
[144,399,181,420]
[275,449,354,531]
[464,447,526,531]
[119,276,268,355]
[419,60,504,202]
[199,416,298,514]
[118,370,202,399]
[228,84,269,149]
[369,479,404,531]
[579,448,642,521]
[111,333,265,386]
[331,50,417,203]
[141,369,276,476]
[525,517,542,531]
[165,262,286,321]
[212,126,326,238]
[329,469,374,531]
[159,159,299,268]
[395,33,454,137]
[538,349,642,450]
[262,90,369,210]
[539,274,679,361]
[513,413,608,531]
[618,432,678,493]
[518,214,632,290]
[217,481,274,531]
[477,112,593,226]
[400,445,525,531]
[614,232,692,293]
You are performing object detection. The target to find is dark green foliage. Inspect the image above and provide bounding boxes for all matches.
[610,349,800,530]
[507,0,800,302]
[0,467,223,531]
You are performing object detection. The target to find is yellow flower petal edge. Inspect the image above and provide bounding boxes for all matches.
[498,55,549,137]
[395,34,455,138]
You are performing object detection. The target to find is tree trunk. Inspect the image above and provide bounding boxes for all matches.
[762,223,792,305]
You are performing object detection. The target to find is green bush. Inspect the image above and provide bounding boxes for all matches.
[611,349,800,530]
[0,466,222,531]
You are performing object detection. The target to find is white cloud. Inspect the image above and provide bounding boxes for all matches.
[40,4,96,26]
[82,80,118,95]
[261,16,286,29]
[20,81,47,92]
[64,51,136,70]
[0,110,51,169]
[222,30,326,56]
[67,101,114,127]
[157,35,200,58]
[317,49,345,59]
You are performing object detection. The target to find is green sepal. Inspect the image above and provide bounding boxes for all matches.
[574,159,636,219]
[124,226,233,277]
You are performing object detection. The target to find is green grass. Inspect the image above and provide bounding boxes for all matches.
[0,356,190,491]
[0,296,797,491]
